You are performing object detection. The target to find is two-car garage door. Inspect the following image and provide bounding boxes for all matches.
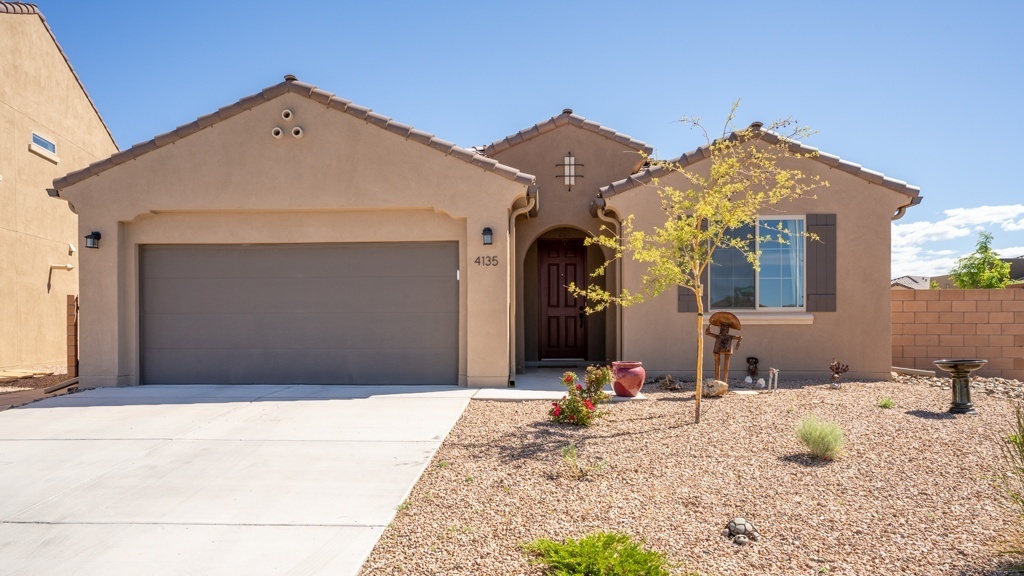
[140,243,458,385]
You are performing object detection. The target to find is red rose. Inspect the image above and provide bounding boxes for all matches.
[584,399,594,410]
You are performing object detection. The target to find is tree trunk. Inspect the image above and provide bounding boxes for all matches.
[694,283,704,424]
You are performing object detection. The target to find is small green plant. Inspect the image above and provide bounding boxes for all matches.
[583,365,613,401]
[797,415,845,460]
[464,475,473,483]
[395,499,412,511]
[1000,402,1024,519]
[549,370,609,426]
[878,396,895,409]
[523,531,672,576]
[560,443,606,480]
[436,460,449,469]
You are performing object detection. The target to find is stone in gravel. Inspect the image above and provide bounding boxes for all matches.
[722,517,761,544]
[705,379,728,397]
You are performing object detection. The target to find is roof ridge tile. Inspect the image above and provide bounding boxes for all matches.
[52,78,536,190]
[483,110,654,157]
[598,123,920,205]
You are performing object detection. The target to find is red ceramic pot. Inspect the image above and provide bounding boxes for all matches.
[612,361,645,397]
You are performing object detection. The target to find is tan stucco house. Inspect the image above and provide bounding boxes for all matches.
[1,3,118,371]
[51,76,921,387]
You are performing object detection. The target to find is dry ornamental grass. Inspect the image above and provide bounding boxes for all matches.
[361,377,1024,575]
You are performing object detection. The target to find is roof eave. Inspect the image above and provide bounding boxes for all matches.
[599,122,922,205]
[482,110,654,157]
[53,77,536,191]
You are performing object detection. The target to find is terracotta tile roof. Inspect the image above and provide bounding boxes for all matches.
[482,109,654,157]
[599,123,923,207]
[1,3,117,148]
[53,77,537,190]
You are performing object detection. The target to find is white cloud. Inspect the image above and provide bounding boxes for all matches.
[891,245,959,277]
[944,205,1024,227]
[891,204,1024,277]
[890,219,969,249]
[1004,219,1024,232]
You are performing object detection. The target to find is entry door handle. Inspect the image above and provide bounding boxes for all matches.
[578,306,585,328]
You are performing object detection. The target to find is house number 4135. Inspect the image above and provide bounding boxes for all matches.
[474,256,499,266]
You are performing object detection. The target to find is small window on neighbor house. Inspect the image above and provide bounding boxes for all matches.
[32,133,56,154]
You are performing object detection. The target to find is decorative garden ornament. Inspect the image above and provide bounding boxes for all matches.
[705,312,742,383]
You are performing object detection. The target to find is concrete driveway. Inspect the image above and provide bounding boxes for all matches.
[0,384,475,576]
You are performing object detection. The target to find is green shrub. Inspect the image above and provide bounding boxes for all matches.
[878,396,895,409]
[523,532,672,576]
[797,415,845,460]
[550,370,608,426]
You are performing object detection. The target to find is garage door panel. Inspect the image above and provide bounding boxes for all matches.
[143,348,458,385]
[143,244,456,280]
[140,243,458,385]
[143,276,457,315]
[142,311,458,351]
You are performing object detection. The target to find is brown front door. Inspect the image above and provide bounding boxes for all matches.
[538,238,586,359]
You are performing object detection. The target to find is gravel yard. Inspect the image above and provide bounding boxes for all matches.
[0,368,67,395]
[361,376,1024,575]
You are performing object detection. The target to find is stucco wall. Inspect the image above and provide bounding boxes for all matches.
[605,156,910,381]
[58,92,527,387]
[0,13,117,370]
[490,123,644,369]
[892,289,1024,380]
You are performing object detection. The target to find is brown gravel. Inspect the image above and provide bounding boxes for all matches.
[361,377,1024,575]
[0,371,68,395]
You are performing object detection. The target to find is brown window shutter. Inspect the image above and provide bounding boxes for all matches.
[806,214,837,312]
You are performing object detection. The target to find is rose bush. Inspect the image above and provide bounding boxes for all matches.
[549,368,611,427]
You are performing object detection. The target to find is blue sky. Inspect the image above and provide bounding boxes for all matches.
[39,1,1024,278]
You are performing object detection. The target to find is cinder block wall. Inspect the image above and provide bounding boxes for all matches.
[892,289,1024,380]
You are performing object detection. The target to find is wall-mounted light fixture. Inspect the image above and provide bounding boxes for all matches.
[84,231,101,249]
[482,227,493,245]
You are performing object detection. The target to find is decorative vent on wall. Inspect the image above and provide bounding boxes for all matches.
[556,152,583,191]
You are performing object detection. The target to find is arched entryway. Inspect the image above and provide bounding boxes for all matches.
[519,226,616,368]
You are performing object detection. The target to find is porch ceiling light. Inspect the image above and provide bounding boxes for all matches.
[84,231,101,249]
[482,227,493,246]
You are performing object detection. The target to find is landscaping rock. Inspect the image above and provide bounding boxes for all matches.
[704,378,728,397]
[893,373,1024,400]
[722,517,761,544]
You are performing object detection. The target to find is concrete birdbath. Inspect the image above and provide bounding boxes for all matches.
[932,359,987,415]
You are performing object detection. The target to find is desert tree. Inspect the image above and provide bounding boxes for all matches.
[570,101,826,423]
[949,231,1011,289]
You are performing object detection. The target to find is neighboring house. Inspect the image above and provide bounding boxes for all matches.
[1006,257,1024,282]
[891,276,931,290]
[0,3,118,371]
[891,275,955,290]
[51,77,921,387]
[893,258,1024,290]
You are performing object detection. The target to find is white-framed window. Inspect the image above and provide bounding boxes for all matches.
[29,132,59,163]
[709,217,806,310]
